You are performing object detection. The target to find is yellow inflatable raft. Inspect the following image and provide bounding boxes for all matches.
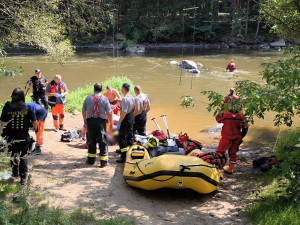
[123,145,224,194]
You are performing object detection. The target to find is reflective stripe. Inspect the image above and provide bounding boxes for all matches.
[100,155,108,161]
[121,146,130,152]
[229,161,236,164]
[88,153,97,158]
[36,136,43,139]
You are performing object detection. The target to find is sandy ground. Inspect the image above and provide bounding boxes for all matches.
[28,113,261,225]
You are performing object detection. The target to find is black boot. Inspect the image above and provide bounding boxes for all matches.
[30,146,42,155]
[100,161,109,168]
[20,177,27,185]
[86,157,95,165]
[116,153,126,163]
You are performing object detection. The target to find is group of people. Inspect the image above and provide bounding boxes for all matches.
[0,69,69,184]
[0,67,247,185]
[83,83,150,167]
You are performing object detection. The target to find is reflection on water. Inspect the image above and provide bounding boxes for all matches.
[2,48,299,149]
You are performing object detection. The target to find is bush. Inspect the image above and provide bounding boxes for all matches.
[121,40,137,49]
[247,127,300,225]
[65,76,135,113]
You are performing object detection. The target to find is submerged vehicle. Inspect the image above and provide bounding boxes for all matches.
[123,145,224,194]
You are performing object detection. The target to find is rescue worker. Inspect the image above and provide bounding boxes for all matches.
[26,69,48,109]
[104,85,121,115]
[82,83,113,168]
[215,103,248,174]
[116,83,135,163]
[133,85,150,136]
[224,88,239,103]
[26,102,48,155]
[0,88,38,185]
[46,75,68,132]
[226,59,237,72]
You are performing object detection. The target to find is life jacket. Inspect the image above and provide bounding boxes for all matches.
[2,102,31,137]
[176,138,203,154]
[216,111,248,139]
[48,80,66,106]
[190,152,227,168]
[137,93,148,111]
[151,130,167,141]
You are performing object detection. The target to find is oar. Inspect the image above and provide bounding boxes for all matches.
[161,115,171,138]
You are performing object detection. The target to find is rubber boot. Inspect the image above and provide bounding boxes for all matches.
[223,163,235,175]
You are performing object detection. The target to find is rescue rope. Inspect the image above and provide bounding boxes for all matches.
[128,161,218,182]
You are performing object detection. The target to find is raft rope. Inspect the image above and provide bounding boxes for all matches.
[128,161,218,182]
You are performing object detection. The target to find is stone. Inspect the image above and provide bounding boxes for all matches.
[258,43,270,50]
[240,45,250,50]
[220,43,229,49]
[73,109,80,116]
[270,39,286,47]
[179,60,197,69]
[229,42,238,48]
[169,60,179,65]
[116,33,126,41]
[126,45,145,54]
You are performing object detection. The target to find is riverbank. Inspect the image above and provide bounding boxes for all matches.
[26,112,265,224]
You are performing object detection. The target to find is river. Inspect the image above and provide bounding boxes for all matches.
[1,48,298,149]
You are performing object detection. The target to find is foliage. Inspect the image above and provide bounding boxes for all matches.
[0,43,23,77]
[1,0,75,64]
[65,76,135,113]
[262,0,300,42]
[180,96,195,108]
[202,47,300,127]
[121,40,137,49]
[247,127,300,225]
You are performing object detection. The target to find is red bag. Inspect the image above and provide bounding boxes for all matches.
[178,132,189,141]
[151,130,167,140]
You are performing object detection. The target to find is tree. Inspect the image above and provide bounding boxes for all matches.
[202,48,300,127]
[0,42,23,77]
[262,0,300,42]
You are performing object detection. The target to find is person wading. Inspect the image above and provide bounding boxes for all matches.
[116,83,135,163]
[82,83,113,168]
[215,101,248,174]
[224,88,239,104]
[0,88,38,185]
[26,102,48,155]
[46,75,68,132]
[133,85,150,136]
[226,59,237,72]
[27,69,48,109]
[104,85,121,115]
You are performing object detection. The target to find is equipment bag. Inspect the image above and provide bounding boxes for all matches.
[151,130,167,140]
[177,138,203,154]
[178,132,189,141]
[61,129,81,142]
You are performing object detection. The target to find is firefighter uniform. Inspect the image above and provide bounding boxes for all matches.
[134,93,150,136]
[46,80,67,130]
[27,103,48,152]
[82,93,112,167]
[216,111,248,174]
[117,93,135,162]
[1,102,36,182]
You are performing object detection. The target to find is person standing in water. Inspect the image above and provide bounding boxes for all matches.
[226,59,237,72]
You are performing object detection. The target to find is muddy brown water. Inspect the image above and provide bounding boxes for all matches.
[1,48,299,149]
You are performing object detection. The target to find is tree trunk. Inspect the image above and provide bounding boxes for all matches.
[212,0,219,26]
[255,20,260,39]
[67,0,71,35]
[244,0,251,36]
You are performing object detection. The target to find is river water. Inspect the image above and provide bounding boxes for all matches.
[1,48,298,149]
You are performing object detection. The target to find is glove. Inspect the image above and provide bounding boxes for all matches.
[117,123,121,130]
[54,93,61,98]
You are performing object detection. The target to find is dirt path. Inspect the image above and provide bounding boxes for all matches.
[28,113,258,225]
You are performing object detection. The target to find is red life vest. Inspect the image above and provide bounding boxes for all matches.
[216,111,248,139]
[224,95,239,104]
[91,94,102,118]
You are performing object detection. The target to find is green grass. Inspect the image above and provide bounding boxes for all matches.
[65,76,135,113]
[246,127,300,225]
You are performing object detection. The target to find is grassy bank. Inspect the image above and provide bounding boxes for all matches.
[65,76,135,113]
[247,127,300,225]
